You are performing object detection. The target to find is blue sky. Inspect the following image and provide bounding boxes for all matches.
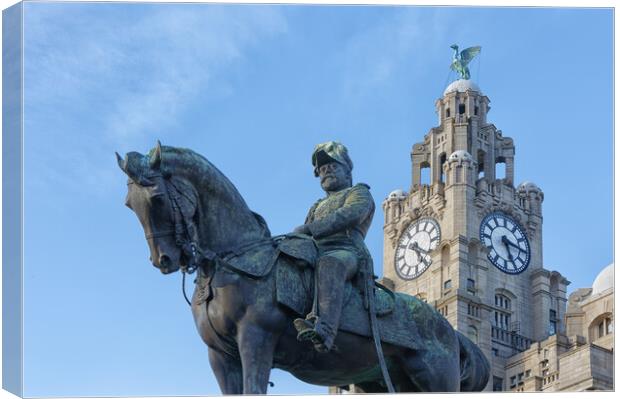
[7,1,614,396]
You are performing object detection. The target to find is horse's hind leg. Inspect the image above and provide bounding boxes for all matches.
[208,348,243,394]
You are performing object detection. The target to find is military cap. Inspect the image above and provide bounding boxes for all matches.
[311,141,354,177]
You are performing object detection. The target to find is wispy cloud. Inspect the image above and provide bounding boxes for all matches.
[23,3,287,197]
[339,8,453,100]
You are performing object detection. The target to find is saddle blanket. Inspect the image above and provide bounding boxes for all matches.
[275,257,424,351]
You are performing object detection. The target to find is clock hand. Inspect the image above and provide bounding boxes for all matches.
[502,235,522,250]
[409,241,430,255]
[501,236,514,261]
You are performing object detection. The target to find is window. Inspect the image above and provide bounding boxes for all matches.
[493,376,503,392]
[495,294,511,309]
[492,348,499,357]
[439,153,447,183]
[444,279,452,290]
[549,309,557,335]
[495,161,506,180]
[525,370,531,378]
[474,106,479,116]
[458,103,466,114]
[467,278,476,294]
[420,163,431,185]
[590,314,613,340]
[494,310,510,330]
[510,376,516,388]
[467,303,479,317]
[446,108,451,118]
[477,150,486,179]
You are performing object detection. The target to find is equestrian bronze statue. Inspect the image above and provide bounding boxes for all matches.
[117,141,490,394]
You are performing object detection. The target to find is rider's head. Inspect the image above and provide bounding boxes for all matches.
[312,141,353,192]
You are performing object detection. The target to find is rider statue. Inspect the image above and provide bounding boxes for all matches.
[292,141,375,353]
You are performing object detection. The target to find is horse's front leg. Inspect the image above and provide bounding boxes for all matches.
[237,322,280,394]
[208,347,243,394]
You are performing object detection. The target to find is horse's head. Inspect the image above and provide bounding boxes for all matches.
[117,141,198,275]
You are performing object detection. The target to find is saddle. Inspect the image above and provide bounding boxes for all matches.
[194,234,424,351]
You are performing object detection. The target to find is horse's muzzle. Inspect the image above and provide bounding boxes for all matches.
[156,254,179,274]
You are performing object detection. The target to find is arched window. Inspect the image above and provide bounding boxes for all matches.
[477,149,486,179]
[439,152,447,183]
[420,161,431,185]
[495,156,506,180]
[589,313,613,341]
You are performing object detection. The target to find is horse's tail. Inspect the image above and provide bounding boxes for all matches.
[456,331,490,391]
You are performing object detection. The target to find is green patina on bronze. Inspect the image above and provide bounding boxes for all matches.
[118,142,490,394]
[450,44,481,80]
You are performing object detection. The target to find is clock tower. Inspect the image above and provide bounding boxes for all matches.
[381,78,570,391]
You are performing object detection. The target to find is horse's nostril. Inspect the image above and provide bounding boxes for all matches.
[159,254,172,268]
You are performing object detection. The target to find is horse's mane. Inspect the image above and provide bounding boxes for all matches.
[151,145,271,237]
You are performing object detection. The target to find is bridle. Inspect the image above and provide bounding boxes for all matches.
[140,173,273,306]
[137,173,211,276]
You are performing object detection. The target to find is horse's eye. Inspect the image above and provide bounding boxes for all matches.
[149,193,166,203]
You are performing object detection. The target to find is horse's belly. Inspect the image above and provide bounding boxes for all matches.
[273,330,392,387]
[286,363,384,387]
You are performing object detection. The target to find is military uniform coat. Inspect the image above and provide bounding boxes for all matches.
[304,183,375,262]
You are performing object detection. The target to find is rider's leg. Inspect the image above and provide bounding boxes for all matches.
[297,251,357,352]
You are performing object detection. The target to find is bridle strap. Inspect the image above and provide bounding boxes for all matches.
[145,230,176,240]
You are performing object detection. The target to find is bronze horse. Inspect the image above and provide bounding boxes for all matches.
[117,143,489,394]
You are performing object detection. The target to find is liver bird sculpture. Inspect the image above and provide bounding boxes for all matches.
[450,44,481,80]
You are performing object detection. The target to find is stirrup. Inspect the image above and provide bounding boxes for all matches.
[294,318,316,342]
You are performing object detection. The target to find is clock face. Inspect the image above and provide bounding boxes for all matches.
[394,218,441,280]
[479,212,531,274]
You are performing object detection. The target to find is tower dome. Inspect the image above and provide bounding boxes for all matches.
[591,263,614,296]
[448,150,473,163]
[388,189,407,200]
[517,181,542,194]
[443,79,482,96]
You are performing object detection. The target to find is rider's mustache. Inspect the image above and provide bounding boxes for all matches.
[320,174,336,183]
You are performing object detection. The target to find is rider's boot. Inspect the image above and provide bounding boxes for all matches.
[294,256,348,353]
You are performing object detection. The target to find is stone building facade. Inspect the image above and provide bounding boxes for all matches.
[503,264,614,392]
[376,79,613,392]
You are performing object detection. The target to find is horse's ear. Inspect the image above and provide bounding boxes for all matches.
[116,152,128,174]
[150,140,162,171]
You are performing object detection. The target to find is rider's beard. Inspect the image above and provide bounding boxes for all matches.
[321,175,347,193]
